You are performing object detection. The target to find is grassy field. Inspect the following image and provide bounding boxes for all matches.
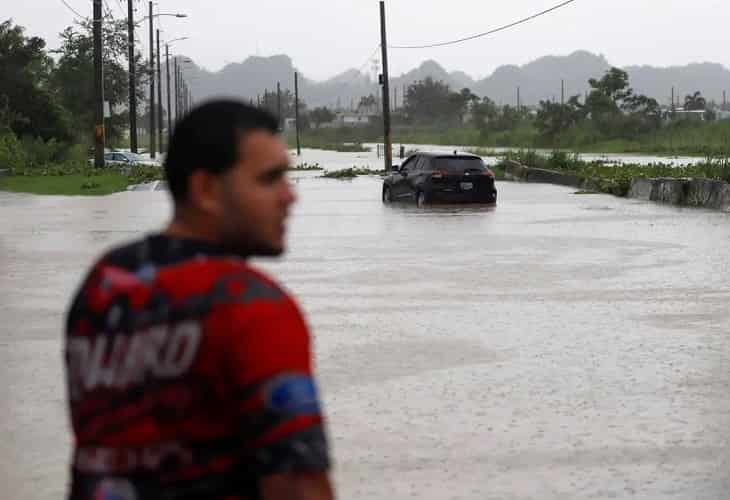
[290,121,730,157]
[0,173,130,195]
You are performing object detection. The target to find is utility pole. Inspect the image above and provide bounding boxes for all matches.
[517,86,521,110]
[379,0,392,172]
[561,79,565,106]
[156,29,163,151]
[723,90,726,110]
[166,45,172,143]
[276,81,282,129]
[294,71,301,156]
[93,0,105,167]
[174,57,179,124]
[671,86,675,112]
[148,1,156,158]
[127,0,137,153]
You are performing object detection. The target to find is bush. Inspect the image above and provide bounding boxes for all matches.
[127,165,163,185]
[0,131,91,174]
[20,135,67,166]
[290,162,323,171]
[322,167,385,179]
[0,133,28,171]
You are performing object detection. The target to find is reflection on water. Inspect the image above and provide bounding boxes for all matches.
[1,167,729,499]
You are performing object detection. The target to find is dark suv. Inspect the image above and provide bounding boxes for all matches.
[382,153,497,206]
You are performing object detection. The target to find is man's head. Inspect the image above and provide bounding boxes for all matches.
[165,100,294,256]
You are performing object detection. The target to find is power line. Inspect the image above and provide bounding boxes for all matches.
[389,0,579,49]
[110,0,125,18]
[103,0,116,20]
[344,45,381,86]
[59,0,87,20]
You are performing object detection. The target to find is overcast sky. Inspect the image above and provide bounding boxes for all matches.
[9,0,730,81]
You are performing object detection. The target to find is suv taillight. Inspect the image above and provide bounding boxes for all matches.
[431,171,447,179]
[483,169,495,178]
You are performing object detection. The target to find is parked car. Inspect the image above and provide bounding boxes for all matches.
[382,152,497,206]
[88,151,160,168]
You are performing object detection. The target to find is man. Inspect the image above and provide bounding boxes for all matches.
[64,101,334,500]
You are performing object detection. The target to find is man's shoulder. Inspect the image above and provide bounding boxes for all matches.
[72,235,292,308]
[204,264,293,312]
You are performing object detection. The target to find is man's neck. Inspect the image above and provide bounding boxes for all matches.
[164,215,221,246]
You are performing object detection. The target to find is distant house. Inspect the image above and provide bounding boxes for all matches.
[671,108,707,122]
[320,110,377,128]
[283,117,297,131]
[340,113,371,127]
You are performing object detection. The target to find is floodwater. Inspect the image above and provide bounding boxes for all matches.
[1,166,729,499]
[361,143,708,167]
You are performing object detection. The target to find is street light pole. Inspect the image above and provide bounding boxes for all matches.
[294,71,301,156]
[166,45,172,144]
[276,81,281,129]
[93,0,105,167]
[379,1,392,172]
[174,57,179,124]
[156,29,163,151]
[127,0,137,153]
[148,1,156,159]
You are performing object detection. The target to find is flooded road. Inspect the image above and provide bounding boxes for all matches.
[361,144,708,167]
[1,173,729,499]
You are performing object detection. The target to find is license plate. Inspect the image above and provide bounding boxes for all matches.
[460,182,473,190]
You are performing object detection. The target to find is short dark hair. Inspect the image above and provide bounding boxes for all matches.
[164,100,279,202]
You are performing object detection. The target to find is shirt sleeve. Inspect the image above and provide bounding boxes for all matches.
[217,293,330,475]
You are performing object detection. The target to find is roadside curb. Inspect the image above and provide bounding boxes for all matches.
[502,160,730,211]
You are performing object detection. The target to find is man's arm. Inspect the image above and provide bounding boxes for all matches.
[260,471,334,500]
[219,288,334,499]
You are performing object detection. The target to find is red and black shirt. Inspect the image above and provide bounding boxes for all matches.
[64,234,329,500]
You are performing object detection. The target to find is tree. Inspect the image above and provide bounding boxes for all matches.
[308,107,335,128]
[358,94,377,109]
[0,20,71,141]
[584,67,660,137]
[684,91,706,111]
[51,19,144,144]
[403,77,465,125]
[535,96,584,140]
[471,96,498,130]
[588,67,633,104]
[259,88,304,120]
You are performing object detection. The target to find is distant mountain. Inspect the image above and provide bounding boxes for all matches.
[166,51,730,111]
[625,63,730,106]
[474,51,612,105]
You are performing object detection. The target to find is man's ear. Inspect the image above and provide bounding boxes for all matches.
[188,170,225,216]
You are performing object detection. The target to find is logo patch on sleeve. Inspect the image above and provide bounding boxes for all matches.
[93,478,137,500]
[264,374,321,416]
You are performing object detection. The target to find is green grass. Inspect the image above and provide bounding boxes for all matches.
[0,172,129,195]
[502,149,730,197]
[287,120,730,156]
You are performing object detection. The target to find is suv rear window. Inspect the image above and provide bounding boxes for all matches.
[433,157,486,173]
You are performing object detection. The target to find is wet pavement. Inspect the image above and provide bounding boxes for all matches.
[1,172,729,499]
